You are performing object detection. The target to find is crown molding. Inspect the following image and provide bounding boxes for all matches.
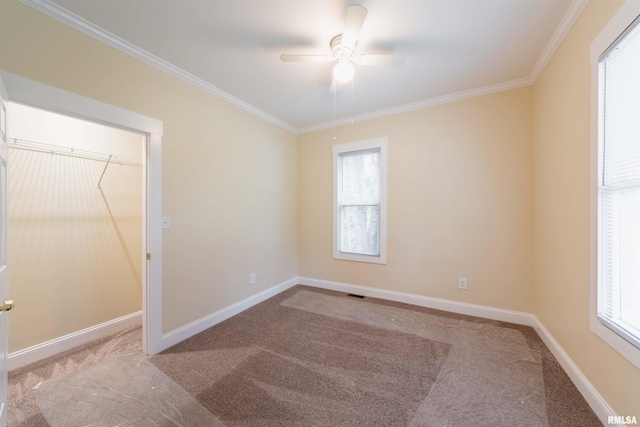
[529,0,589,82]
[298,77,531,134]
[300,0,589,134]
[21,0,587,135]
[18,0,298,134]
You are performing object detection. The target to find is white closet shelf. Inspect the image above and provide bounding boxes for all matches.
[8,137,142,167]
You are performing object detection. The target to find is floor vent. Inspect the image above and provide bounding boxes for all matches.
[347,294,365,299]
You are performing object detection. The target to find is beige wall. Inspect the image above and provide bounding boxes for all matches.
[532,0,639,417]
[298,88,533,312]
[0,0,298,334]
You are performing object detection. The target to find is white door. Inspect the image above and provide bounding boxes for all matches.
[0,75,12,427]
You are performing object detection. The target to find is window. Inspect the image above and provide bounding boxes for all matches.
[598,18,640,348]
[590,2,640,369]
[333,137,387,264]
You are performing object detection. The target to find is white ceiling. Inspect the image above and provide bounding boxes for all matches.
[45,0,579,132]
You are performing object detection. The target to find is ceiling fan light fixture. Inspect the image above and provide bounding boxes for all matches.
[333,61,354,83]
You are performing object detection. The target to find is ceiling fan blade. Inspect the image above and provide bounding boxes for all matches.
[280,54,331,63]
[341,5,368,49]
[356,54,405,67]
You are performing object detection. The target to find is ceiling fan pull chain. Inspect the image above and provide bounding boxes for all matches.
[333,87,337,141]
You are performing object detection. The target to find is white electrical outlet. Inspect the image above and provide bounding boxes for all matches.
[458,277,468,290]
[250,273,256,285]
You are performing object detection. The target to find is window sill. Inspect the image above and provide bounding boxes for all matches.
[333,251,387,265]
[590,317,640,370]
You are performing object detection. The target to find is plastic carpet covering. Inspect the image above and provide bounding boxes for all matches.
[9,286,601,426]
[151,293,454,426]
[281,291,548,426]
[34,353,225,426]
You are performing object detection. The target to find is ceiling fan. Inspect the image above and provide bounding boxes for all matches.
[280,4,404,92]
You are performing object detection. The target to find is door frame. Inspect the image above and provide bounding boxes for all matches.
[0,68,11,427]
[0,70,163,355]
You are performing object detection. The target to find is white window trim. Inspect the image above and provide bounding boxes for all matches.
[332,137,388,264]
[589,0,640,370]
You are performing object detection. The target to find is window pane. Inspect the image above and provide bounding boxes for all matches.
[601,187,640,332]
[340,149,380,205]
[598,19,640,348]
[340,205,379,255]
[602,24,640,186]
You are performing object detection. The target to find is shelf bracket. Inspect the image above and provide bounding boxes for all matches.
[97,155,113,189]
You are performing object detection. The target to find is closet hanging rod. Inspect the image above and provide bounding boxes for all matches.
[7,137,142,167]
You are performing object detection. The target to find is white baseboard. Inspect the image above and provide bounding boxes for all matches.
[298,276,619,426]
[298,276,536,326]
[8,311,142,371]
[533,318,618,426]
[159,277,298,351]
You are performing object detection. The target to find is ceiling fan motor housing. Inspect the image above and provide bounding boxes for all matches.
[331,35,355,63]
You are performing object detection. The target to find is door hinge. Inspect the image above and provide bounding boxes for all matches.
[147,253,151,261]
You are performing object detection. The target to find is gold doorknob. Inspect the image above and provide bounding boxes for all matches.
[0,300,14,312]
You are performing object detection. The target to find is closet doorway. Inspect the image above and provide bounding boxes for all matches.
[7,102,145,360]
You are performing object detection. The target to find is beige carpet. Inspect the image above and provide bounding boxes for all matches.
[152,308,452,425]
[8,285,603,426]
[151,286,601,426]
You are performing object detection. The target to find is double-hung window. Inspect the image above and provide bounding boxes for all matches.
[333,137,387,264]
[591,2,640,368]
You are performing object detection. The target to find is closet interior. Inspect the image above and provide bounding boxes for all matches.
[7,102,144,355]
